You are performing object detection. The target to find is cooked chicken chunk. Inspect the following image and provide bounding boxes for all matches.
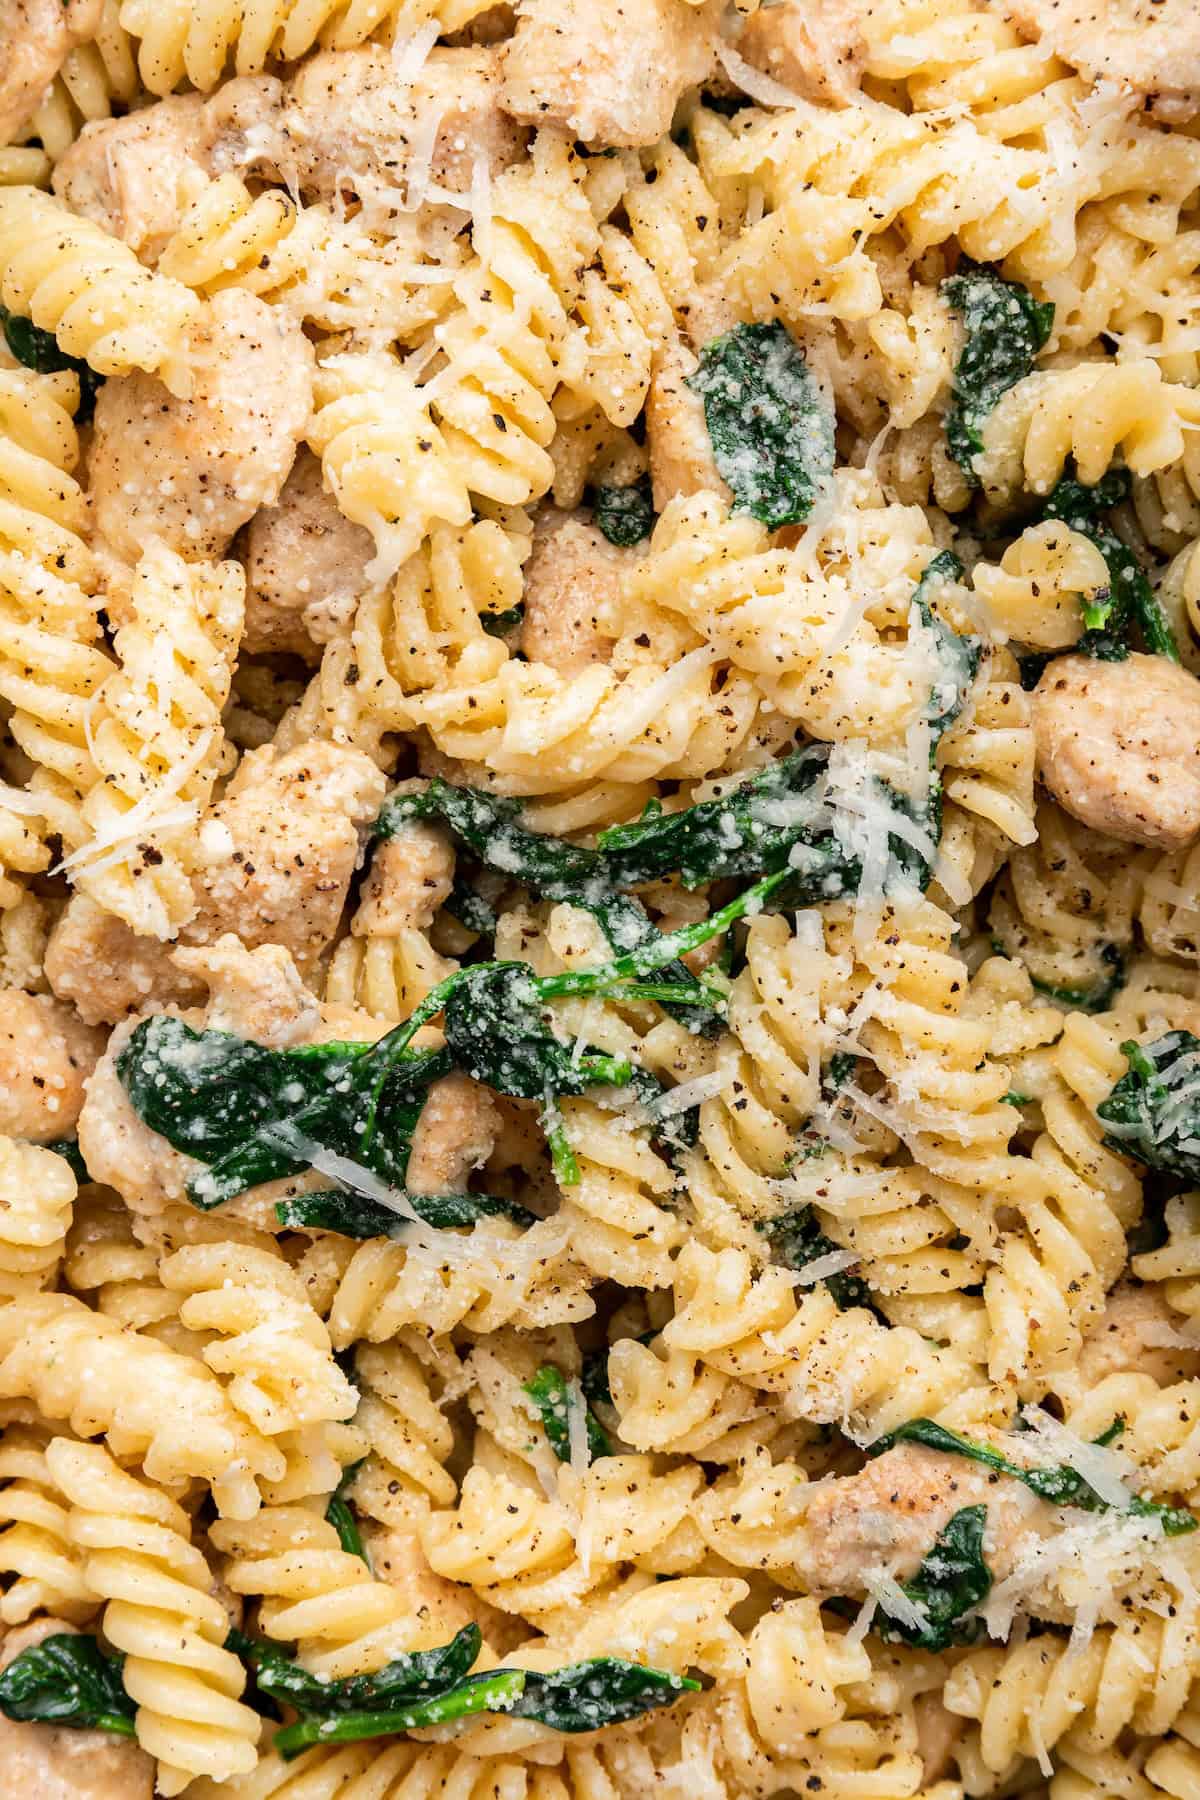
[172,937,321,1046]
[405,1072,501,1196]
[0,991,104,1141]
[186,742,388,976]
[89,289,314,565]
[45,896,203,1028]
[1072,1281,1200,1391]
[0,1619,154,1800]
[0,0,102,144]
[240,450,373,659]
[646,337,730,510]
[211,48,524,204]
[800,1444,1041,1593]
[1033,653,1200,850]
[1002,0,1200,122]
[52,96,211,259]
[737,0,865,106]
[501,0,719,146]
[201,73,285,176]
[355,824,455,937]
[521,508,631,675]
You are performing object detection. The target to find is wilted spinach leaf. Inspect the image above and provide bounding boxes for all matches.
[234,1624,484,1721]
[874,1505,992,1650]
[1029,943,1126,1013]
[507,1659,699,1732]
[911,551,981,745]
[231,1624,697,1758]
[276,1187,533,1236]
[0,1633,135,1736]
[762,1206,870,1311]
[942,264,1053,477]
[1038,471,1179,664]
[687,320,834,529]
[325,1462,369,1566]
[1098,1032,1200,1185]
[523,1364,611,1463]
[592,477,656,546]
[597,743,839,891]
[481,605,524,639]
[441,962,635,1099]
[375,780,711,1024]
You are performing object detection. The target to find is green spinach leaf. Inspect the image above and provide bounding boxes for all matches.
[0,305,104,421]
[118,1011,455,1210]
[942,264,1054,478]
[275,1188,533,1236]
[762,1206,870,1311]
[0,1633,135,1736]
[875,1505,992,1651]
[911,551,981,745]
[234,1624,484,1721]
[375,780,712,1024]
[523,1364,611,1463]
[686,320,835,528]
[507,1659,699,1732]
[325,1462,370,1567]
[592,477,656,547]
[597,743,841,891]
[441,962,635,1099]
[230,1625,697,1759]
[481,605,524,639]
[274,1670,526,1756]
[1098,1032,1200,1185]
[1039,471,1179,663]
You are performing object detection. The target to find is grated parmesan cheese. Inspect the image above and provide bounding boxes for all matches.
[862,1567,931,1635]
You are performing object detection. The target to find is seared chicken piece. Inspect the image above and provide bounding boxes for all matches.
[240,450,374,659]
[501,0,719,147]
[0,991,104,1141]
[1033,653,1200,849]
[89,290,314,564]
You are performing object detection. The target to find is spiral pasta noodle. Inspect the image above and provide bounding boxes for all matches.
[0,365,95,586]
[0,1426,96,1626]
[420,1458,707,1620]
[210,1502,430,1679]
[118,0,494,94]
[0,186,201,392]
[159,1242,359,1437]
[0,1293,283,1517]
[977,359,1200,502]
[944,1609,1200,1773]
[48,1437,260,1792]
[423,134,599,509]
[325,1215,593,1348]
[348,1339,457,1529]
[629,484,942,742]
[658,1241,973,1442]
[306,350,472,584]
[2,2,1200,1789]
[68,541,242,938]
[0,1136,77,1297]
[22,0,141,164]
[990,800,1140,998]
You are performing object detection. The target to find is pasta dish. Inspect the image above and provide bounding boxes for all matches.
[0,0,1199,1794]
